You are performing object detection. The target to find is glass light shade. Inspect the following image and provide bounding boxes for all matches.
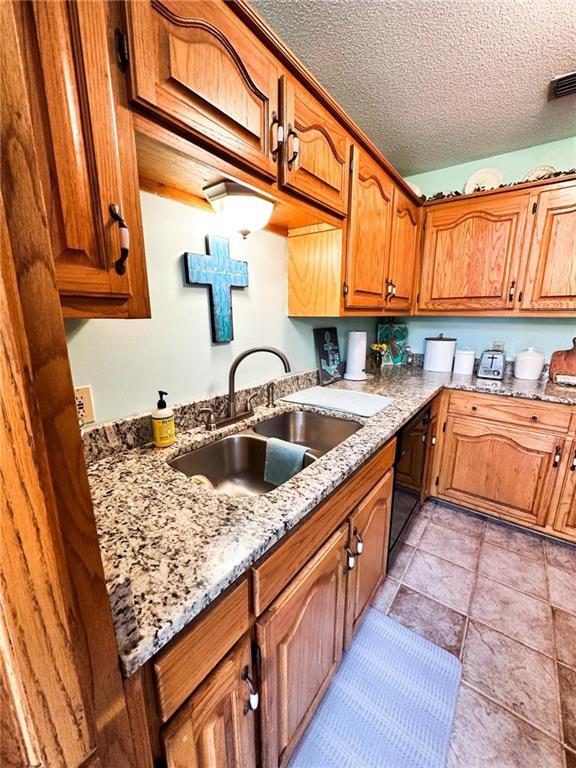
[204,181,275,238]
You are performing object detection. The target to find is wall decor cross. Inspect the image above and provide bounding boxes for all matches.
[183,235,249,343]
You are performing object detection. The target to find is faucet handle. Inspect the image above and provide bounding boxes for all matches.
[199,407,216,431]
[267,382,275,408]
[246,393,258,413]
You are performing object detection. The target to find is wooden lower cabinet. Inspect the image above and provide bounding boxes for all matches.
[344,469,393,647]
[438,416,568,528]
[162,636,257,768]
[553,440,576,537]
[256,526,348,768]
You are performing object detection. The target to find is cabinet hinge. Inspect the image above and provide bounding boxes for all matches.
[435,475,440,487]
[115,28,129,72]
[343,282,349,297]
[442,421,447,433]
[532,201,537,214]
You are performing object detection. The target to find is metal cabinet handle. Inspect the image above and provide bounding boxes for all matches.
[508,280,516,302]
[241,667,259,713]
[391,283,397,296]
[109,204,130,275]
[570,450,576,472]
[345,547,356,571]
[431,435,437,446]
[553,445,562,468]
[353,529,364,555]
[271,111,284,161]
[286,124,299,168]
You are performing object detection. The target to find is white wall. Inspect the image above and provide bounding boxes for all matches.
[65,192,375,423]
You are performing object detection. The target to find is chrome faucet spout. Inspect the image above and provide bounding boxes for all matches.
[227,347,291,418]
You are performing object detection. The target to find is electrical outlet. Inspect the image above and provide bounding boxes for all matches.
[75,385,95,424]
[492,340,505,352]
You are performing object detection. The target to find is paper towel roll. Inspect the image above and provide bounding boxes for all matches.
[344,331,368,381]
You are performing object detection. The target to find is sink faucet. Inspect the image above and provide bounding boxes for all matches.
[226,347,291,419]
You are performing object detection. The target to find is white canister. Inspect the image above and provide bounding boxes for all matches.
[453,347,476,376]
[514,347,545,380]
[344,331,368,381]
[423,334,457,373]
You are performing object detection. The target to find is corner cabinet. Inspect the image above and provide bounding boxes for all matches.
[125,0,281,180]
[345,146,394,310]
[418,190,531,312]
[20,0,150,318]
[256,527,347,768]
[520,184,576,312]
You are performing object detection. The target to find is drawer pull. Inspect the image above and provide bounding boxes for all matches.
[270,111,283,161]
[345,547,356,571]
[241,667,259,713]
[353,529,364,556]
[508,280,516,302]
[286,125,299,168]
[553,446,562,468]
[530,415,538,422]
[109,204,130,275]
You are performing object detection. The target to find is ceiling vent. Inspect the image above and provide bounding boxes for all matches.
[550,71,576,99]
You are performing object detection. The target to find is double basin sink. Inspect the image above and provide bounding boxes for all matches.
[169,410,362,497]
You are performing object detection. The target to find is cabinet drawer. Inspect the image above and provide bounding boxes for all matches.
[252,439,396,616]
[448,392,572,433]
[153,578,250,722]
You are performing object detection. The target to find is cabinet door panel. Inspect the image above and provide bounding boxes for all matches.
[281,77,350,215]
[26,1,149,315]
[345,147,394,309]
[419,192,530,311]
[439,417,565,527]
[553,441,576,540]
[388,189,419,311]
[257,527,347,768]
[345,470,393,647]
[126,1,279,178]
[162,636,256,768]
[521,186,576,311]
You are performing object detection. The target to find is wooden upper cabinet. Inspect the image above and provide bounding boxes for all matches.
[388,188,420,311]
[438,416,566,528]
[162,636,257,768]
[23,1,150,318]
[256,526,347,768]
[419,191,531,311]
[125,0,280,179]
[345,147,394,309]
[280,77,350,216]
[520,185,576,311]
[344,469,393,648]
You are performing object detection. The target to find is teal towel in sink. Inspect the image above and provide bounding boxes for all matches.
[264,437,309,486]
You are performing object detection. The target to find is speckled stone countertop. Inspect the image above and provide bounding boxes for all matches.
[87,367,576,676]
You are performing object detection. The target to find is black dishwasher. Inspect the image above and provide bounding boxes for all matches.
[387,406,431,569]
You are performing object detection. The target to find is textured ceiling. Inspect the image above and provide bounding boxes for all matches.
[253,0,576,175]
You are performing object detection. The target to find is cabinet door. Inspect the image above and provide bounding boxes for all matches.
[162,636,257,768]
[344,470,393,647]
[345,147,394,309]
[280,77,350,216]
[256,526,347,768]
[552,441,576,540]
[387,188,419,311]
[520,185,576,311]
[396,414,428,492]
[24,1,150,317]
[419,192,530,311]
[438,417,567,528]
[126,0,279,179]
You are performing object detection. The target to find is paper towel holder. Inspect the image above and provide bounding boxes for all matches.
[344,331,368,381]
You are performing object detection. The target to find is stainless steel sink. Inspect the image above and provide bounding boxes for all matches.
[252,410,361,457]
[169,433,315,497]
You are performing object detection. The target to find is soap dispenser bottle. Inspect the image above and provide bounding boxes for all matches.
[152,391,176,448]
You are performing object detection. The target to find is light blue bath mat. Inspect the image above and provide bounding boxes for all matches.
[288,608,461,768]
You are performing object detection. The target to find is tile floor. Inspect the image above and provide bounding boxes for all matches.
[372,499,576,768]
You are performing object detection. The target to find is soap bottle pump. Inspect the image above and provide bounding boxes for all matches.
[152,390,176,448]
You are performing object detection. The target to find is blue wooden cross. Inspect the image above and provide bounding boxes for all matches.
[183,235,249,343]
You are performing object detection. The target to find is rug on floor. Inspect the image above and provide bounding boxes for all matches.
[288,608,462,768]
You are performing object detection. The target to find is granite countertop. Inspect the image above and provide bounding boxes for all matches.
[87,367,576,676]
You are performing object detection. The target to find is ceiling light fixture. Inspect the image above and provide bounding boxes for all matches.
[203,180,276,239]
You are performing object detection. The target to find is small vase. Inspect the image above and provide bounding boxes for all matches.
[371,350,383,371]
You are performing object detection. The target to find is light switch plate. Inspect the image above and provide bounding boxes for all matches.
[75,385,95,424]
[492,340,505,352]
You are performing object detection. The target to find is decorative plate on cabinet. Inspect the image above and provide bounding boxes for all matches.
[464,167,504,194]
[522,165,556,182]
